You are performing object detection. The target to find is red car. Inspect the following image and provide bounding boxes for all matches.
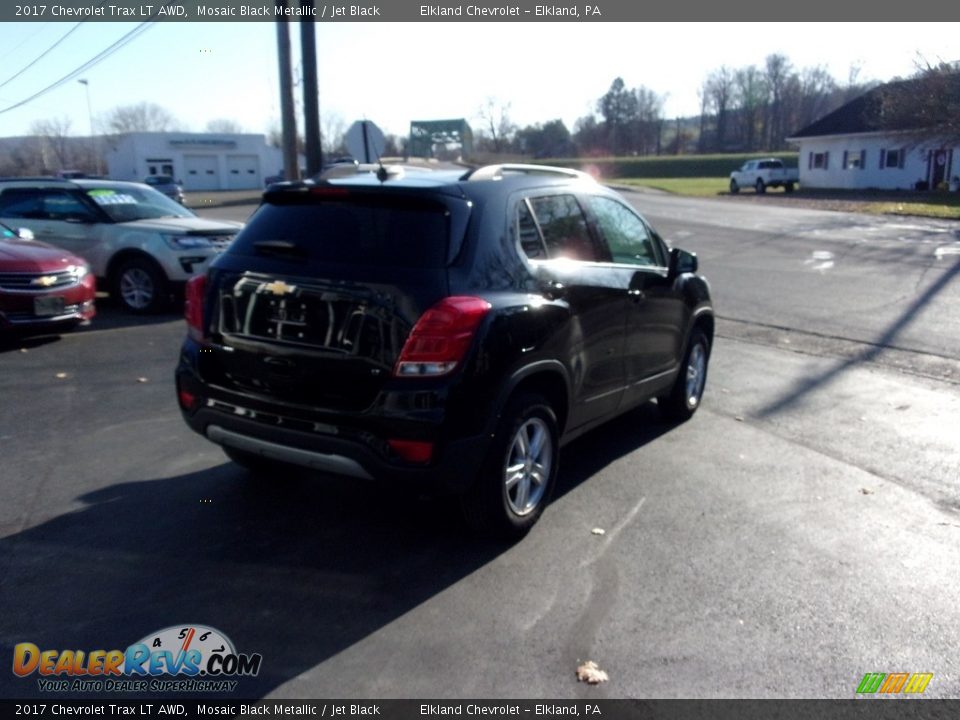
[0,222,96,331]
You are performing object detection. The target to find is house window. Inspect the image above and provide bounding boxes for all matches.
[843,150,866,170]
[809,152,829,170]
[882,149,904,169]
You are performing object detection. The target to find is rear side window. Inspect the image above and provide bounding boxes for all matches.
[0,189,97,221]
[525,194,597,261]
[231,194,450,268]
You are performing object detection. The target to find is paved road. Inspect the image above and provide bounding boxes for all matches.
[1,195,958,700]
[629,192,960,369]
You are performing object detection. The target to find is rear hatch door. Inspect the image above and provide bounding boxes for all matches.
[202,185,470,412]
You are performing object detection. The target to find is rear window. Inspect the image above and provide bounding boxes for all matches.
[230,194,451,268]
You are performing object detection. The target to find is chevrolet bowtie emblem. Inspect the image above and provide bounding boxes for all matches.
[31,275,58,287]
[263,280,296,296]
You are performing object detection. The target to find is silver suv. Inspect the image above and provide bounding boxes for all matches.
[0,178,242,313]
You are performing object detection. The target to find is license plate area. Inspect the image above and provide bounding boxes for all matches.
[34,296,65,317]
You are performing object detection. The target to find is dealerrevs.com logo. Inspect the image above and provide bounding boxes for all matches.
[12,624,262,693]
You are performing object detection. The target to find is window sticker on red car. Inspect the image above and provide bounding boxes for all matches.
[87,190,137,205]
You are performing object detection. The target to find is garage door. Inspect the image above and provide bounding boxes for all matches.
[183,155,220,191]
[226,155,261,190]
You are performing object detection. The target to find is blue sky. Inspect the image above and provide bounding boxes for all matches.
[0,22,957,140]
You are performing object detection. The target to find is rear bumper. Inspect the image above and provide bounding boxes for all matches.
[176,368,491,494]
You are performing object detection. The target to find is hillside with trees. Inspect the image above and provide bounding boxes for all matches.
[471,53,879,159]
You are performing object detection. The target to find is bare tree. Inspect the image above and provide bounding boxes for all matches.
[795,66,838,132]
[763,54,791,150]
[320,112,347,156]
[477,98,516,154]
[734,66,765,151]
[30,116,74,170]
[704,67,735,150]
[572,114,605,156]
[876,60,960,146]
[0,137,44,176]
[103,102,181,134]
[205,118,244,133]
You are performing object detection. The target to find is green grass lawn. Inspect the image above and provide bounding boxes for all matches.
[615,177,730,196]
[613,177,960,219]
[860,201,960,219]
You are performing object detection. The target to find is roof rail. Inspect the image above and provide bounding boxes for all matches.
[0,175,71,182]
[461,164,592,182]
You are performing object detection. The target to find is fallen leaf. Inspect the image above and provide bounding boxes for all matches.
[860,488,873,495]
[734,415,744,422]
[576,660,609,685]
[591,528,606,536]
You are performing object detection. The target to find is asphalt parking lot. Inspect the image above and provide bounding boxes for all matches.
[1,193,958,699]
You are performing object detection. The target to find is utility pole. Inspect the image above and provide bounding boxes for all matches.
[78,79,102,176]
[275,0,300,182]
[300,0,322,174]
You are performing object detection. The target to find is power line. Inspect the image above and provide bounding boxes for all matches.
[0,24,49,65]
[0,22,157,116]
[0,22,85,90]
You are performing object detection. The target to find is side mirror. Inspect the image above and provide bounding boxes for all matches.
[669,247,698,278]
[16,227,35,240]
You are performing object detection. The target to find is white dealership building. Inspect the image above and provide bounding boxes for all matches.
[104,132,285,191]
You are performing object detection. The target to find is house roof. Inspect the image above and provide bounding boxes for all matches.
[789,74,960,140]
[789,82,903,139]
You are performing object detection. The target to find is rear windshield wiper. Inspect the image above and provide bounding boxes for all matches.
[253,240,308,260]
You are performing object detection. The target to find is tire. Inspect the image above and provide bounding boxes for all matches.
[659,328,711,423]
[729,179,740,194]
[755,178,766,194]
[113,256,169,314]
[785,182,795,193]
[461,393,560,539]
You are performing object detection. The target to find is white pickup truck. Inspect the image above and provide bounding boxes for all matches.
[729,158,799,194]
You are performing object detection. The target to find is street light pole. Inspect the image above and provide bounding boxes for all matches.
[77,79,102,176]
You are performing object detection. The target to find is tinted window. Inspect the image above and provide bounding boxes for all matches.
[0,189,44,219]
[528,194,596,261]
[588,196,659,267]
[0,189,98,221]
[44,191,98,221]
[231,196,449,268]
[516,200,546,259]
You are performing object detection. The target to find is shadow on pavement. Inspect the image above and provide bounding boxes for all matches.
[0,400,678,700]
[758,257,960,418]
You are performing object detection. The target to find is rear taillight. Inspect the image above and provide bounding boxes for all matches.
[387,439,434,464]
[393,296,492,377]
[177,388,198,412]
[184,273,207,342]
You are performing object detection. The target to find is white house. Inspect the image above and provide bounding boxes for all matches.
[788,81,959,191]
[104,132,284,191]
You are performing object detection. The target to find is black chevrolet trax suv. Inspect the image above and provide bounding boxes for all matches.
[176,164,714,538]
